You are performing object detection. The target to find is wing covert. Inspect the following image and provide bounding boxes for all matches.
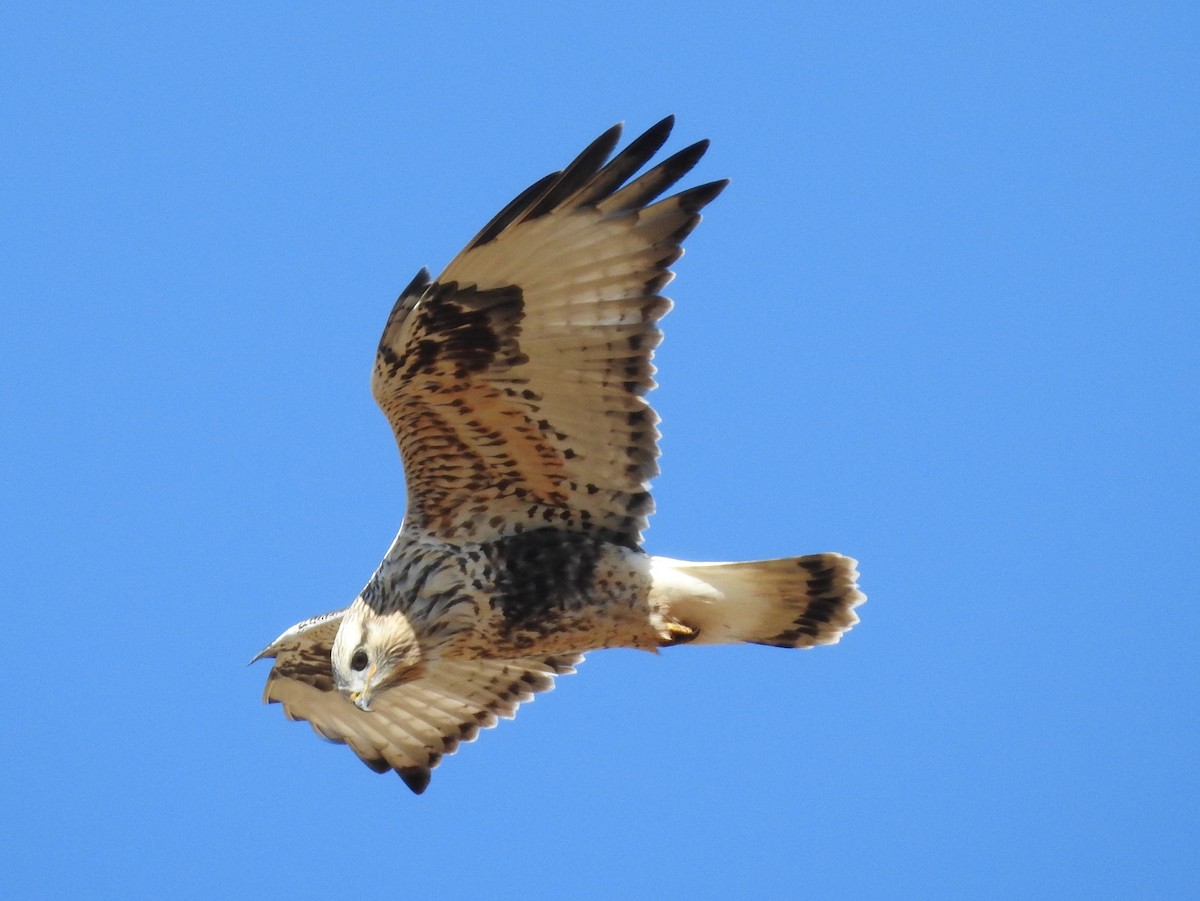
[372,117,726,549]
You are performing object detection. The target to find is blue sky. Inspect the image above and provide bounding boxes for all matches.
[3,3,1196,898]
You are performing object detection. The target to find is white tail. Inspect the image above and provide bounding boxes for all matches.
[649,553,864,648]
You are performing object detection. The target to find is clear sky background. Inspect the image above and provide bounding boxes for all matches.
[3,3,1196,899]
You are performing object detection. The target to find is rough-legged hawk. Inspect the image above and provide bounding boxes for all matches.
[254,118,864,794]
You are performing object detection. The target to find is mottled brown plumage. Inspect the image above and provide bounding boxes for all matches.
[255,118,865,793]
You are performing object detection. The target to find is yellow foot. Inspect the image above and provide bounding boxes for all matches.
[657,620,700,647]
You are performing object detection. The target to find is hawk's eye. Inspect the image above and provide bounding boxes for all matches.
[350,650,369,672]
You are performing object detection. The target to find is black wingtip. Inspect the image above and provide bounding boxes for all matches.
[566,117,676,208]
[399,267,433,299]
[598,136,718,214]
[574,122,625,175]
[465,170,562,251]
[248,645,275,666]
[398,766,432,794]
[667,139,712,179]
[644,114,676,146]
[595,121,626,151]
[524,123,625,221]
[680,178,730,212]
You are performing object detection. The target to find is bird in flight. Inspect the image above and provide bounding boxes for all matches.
[254,117,864,794]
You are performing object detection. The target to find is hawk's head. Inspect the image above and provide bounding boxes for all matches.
[331,601,426,711]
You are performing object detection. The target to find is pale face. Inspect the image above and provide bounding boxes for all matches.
[331,602,425,711]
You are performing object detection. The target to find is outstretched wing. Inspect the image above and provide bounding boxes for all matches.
[373,117,726,549]
[254,612,581,794]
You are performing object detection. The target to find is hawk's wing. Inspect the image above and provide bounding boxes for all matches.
[373,117,726,549]
[254,612,581,794]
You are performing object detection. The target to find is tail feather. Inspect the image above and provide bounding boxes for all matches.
[650,553,864,648]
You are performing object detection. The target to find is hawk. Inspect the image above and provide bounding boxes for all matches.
[254,117,864,794]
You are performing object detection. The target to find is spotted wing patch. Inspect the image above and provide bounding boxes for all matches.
[257,617,582,794]
[372,117,727,548]
[374,279,579,534]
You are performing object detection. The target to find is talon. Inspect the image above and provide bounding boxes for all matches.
[658,620,699,647]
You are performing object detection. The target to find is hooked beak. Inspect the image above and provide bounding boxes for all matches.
[349,664,377,712]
